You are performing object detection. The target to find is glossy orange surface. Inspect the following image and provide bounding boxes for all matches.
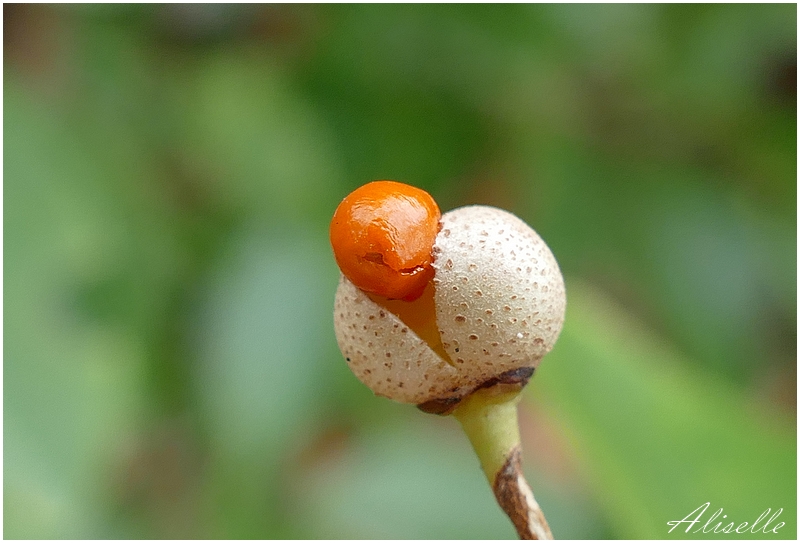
[330,181,441,300]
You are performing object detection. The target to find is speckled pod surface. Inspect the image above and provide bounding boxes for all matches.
[334,205,566,405]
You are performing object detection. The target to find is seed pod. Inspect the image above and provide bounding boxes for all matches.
[333,204,566,407]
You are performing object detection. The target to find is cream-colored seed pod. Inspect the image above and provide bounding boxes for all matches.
[333,205,566,406]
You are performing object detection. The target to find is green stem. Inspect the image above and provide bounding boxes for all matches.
[453,387,523,483]
[453,386,554,540]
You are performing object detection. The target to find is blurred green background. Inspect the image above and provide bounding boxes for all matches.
[4,4,796,539]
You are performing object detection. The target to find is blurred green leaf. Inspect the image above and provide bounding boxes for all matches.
[4,79,151,538]
[293,415,517,539]
[190,224,339,537]
[174,50,343,222]
[534,280,796,539]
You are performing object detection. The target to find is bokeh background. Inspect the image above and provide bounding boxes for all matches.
[4,3,796,539]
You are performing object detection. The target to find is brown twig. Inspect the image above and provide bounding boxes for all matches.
[493,446,554,540]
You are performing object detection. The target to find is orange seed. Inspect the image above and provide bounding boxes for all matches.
[330,180,441,301]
